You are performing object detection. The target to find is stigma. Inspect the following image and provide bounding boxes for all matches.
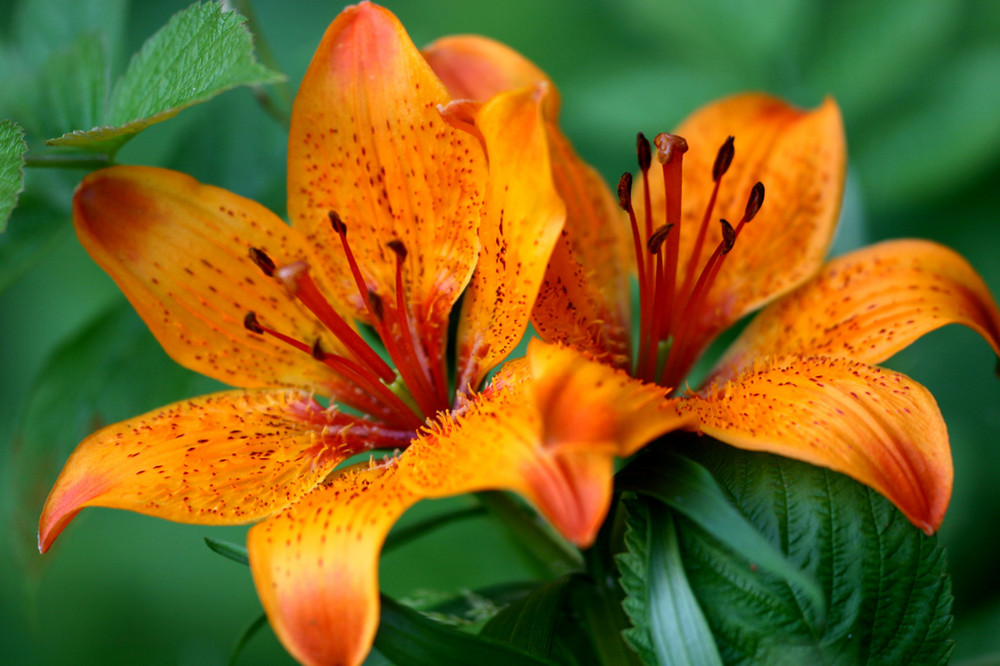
[618,132,764,389]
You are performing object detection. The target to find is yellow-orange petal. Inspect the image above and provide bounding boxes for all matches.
[248,462,418,666]
[422,34,561,119]
[39,389,372,553]
[531,124,633,366]
[636,94,846,349]
[710,239,1000,381]
[403,341,685,546]
[74,166,386,414]
[287,2,487,368]
[455,84,566,390]
[677,355,952,534]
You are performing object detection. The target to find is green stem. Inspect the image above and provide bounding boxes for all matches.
[384,506,486,553]
[236,0,293,127]
[24,153,111,170]
[477,491,583,577]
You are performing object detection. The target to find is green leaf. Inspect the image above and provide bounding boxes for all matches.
[480,577,570,659]
[228,613,268,666]
[46,2,284,155]
[617,448,826,622]
[0,119,27,231]
[204,537,249,566]
[675,440,954,665]
[374,594,558,666]
[618,498,723,666]
[34,32,109,140]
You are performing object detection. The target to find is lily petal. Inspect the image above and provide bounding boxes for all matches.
[38,389,385,553]
[287,2,487,369]
[248,462,417,666]
[637,94,846,347]
[711,239,1000,380]
[74,166,384,414]
[456,84,566,390]
[423,34,632,364]
[404,341,685,546]
[677,355,952,534]
[422,34,561,119]
[532,126,634,366]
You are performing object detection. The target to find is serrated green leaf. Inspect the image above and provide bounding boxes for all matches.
[374,594,558,666]
[618,498,723,666]
[675,441,954,665]
[204,537,249,566]
[0,119,28,231]
[480,577,570,658]
[46,2,284,155]
[617,449,826,623]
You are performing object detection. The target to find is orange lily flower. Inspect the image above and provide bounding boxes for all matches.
[29,4,654,665]
[424,37,1000,537]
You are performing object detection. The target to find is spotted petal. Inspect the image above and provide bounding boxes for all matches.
[404,341,685,546]
[711,239,1000,381]
[423,34,632,365]
[636,94,846,353]
[248,462,417,666]
[38,389,392,552]
[677,355,952,534]
[73,166,387,415]
[287,2,487,372]
[455,84,566,391]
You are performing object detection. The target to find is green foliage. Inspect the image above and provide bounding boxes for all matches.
[479,577,570,659]
[46,2,283,156]
[620,440,954,665]
[374,594,558,666]
[204,537,250,566]
[618,499,723,666]
[0,120,27,231]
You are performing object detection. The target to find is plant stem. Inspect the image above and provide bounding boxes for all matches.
[477,492,583,576]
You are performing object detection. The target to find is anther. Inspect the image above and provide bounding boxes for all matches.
[653,133,688,165]
[387,239,407,261]
[248,247,276,277]
[636,133,652,172]
[712,136,735,181]
[368,290,384,321]
[311,339,326,360]
[617,172,633,211]
[328,210,347,235]
[647,224,673,254]
[745,182,765,221]
[244,311,264,334]
[720,219,736,254]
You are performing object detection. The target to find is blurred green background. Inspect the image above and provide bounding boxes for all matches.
[2,0,999,663]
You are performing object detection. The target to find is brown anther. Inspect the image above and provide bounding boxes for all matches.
[720,219,736,254]
[647,224,673,254]
[712,136,735,181]
[243,311,264,334]
[248,247,276,277]
[368,290,384,321]
[328,210,347,235]
[745,182,765,221]
[636,132,652,171]
[653,133,688,165]
[311,339,326,360]
[387,239,407,260]
[617,172,633,211]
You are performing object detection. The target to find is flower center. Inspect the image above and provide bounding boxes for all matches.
[244,212,452,429]
[618,132,765,390]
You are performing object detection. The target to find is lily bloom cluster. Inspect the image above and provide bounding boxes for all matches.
[39,3,1000,666]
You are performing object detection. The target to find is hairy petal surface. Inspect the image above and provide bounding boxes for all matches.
[636,94,846,351]
[711,239,1000,380]
[456,84,566,391]
[38,389,382,552]
[287,2,486,369]
[73,166,384,413]
[404,342,685,546]
[248,462,416,666]
[677,355,951,534]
